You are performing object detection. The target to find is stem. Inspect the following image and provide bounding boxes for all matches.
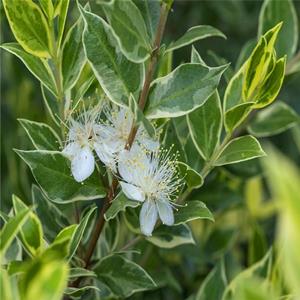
[200,108,259,178]
[125,3,169,149]
[50,26,65,138]
[83,178,118,268]
[201,133,231,178]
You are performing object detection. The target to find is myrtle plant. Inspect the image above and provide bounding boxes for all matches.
[1,0,300,299]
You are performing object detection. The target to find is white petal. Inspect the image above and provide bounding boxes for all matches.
[68,121,81,140]
[71,146,95,182]
[93,124,109,139]
[118,150,135,183]
[94,142,114,165]
[120,182,145,202]
[118,146,148,184]
[140,200,158,236]
[156,200,174,226]
[105,138,124,153]
[138,135,159,151]
[62,142,80,159]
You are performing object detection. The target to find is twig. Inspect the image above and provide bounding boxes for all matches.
[83,178,118,269]
[125,3,169,149]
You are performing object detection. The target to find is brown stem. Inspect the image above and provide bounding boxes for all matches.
[83,178,118,269]
[125,3,169,149]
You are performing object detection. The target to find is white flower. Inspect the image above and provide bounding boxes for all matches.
[94,104,158,171]
[62,106,100,182]
[118,145,183,236]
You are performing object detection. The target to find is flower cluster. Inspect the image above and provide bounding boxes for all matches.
[62,103,182,236]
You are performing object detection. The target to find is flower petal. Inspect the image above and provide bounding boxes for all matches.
[138,134,159,151]
[118,150,135,183]
[71,146,95,182]
[94,142,118,172]
[118,146,148,184]
[156,199,174,226]
[120,182,145,202]
[62,142,80,160]
[94,142,114,165]
[105,138,124,153]
[140,200,158,236]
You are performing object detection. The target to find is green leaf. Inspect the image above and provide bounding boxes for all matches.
[45,225,77,260]
[147,224,195,248]
[166,25,226,52]
[235,39,256,71]
[243,23,281,101]
[158,48,173,77]
[69,206,97,259]
[71,65,96,104]
[103,0,151,63]
[254,56,286,108]
[0,269,13,300]
[3,0,52,58]
[64,286,100,298]
[54,224,77,245]
[21,260,69,300]
[264,149,300,298]
[79,6,143,106]
[177,162,203,190]
[207,51,234,84]
[258,0,298,59]
[2,238,22,265]
[286,58,300,75]
[187,91,222,160]
[32,185,68,241]
[129,94,156,138]
[18,119,61,151]
[163,120,187,162]
[7,260,28,276]
[174,201,214,225]
[55,0,70,50]
[224,67,245,111]
[41,84,60,127]
[15,150,106,203]
[0,43,57,96]
[191,45,207,66]
[12,195,43,256]
[0,208,30,259]
[230,277,274,300]
[214,136,266,166]
[40,0,54,20]
[69,268,96,280]
[196,259,227,300]
[104,192,139,221]
[95,254,156,298]
[62,17,86,91]
[133,0,160,40]
[222,248,273,300]
[248,101,299,137]
[146,63,227,119]
[184,135,205,172]
[224,102,254,133]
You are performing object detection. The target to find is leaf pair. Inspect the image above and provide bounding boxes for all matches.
[224,23,286,133]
